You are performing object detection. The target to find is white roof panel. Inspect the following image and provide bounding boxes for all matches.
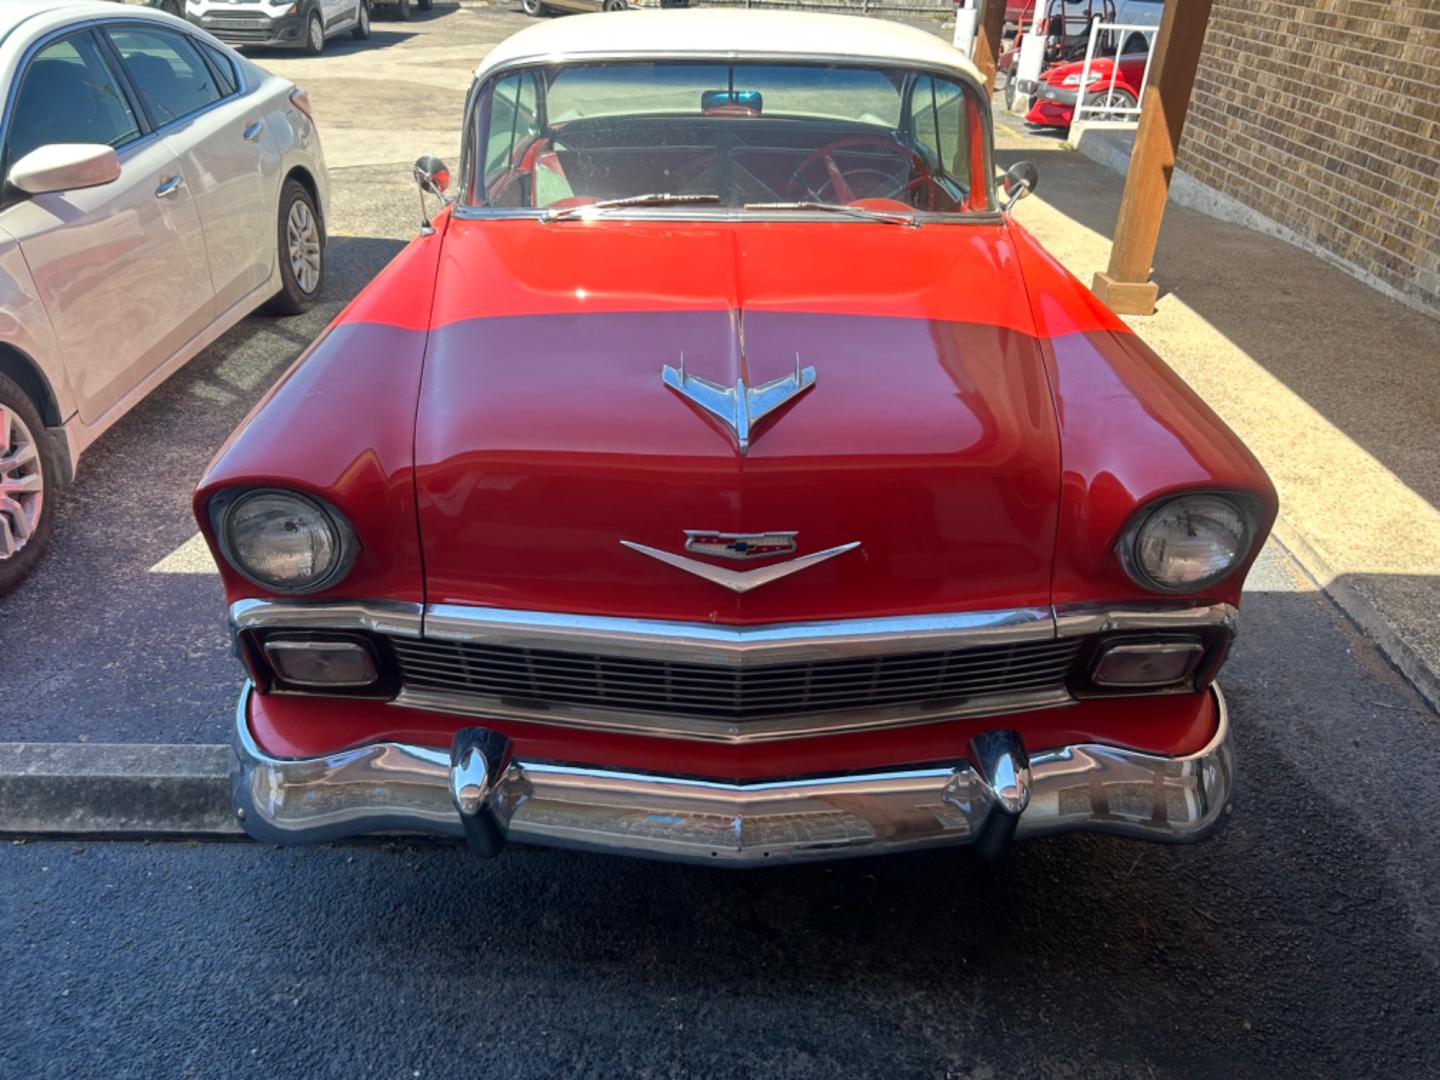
[475,10,983,84]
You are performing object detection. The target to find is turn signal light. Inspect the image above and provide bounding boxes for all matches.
[1091,640,1203,688]
[263,639,378,688]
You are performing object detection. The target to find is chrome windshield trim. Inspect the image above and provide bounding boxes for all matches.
[391,685,1075,745]
[420,604,1058,665]
[229,598,424,638]
[1052,602,1239,639]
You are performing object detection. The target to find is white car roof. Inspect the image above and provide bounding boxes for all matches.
[0,1,172,49]
[475,10,984,85]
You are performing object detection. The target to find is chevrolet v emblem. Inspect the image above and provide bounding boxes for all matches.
[662,353,816,454]
[620,540,860,593]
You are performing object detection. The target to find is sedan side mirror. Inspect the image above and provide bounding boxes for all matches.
[412,154,451,236]
[8,143,121,196]
[1000,160,1039,212]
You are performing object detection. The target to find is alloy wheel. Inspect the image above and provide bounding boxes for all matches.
[309,16,324,51]
[0,404,43,561]
[287,199,322,294]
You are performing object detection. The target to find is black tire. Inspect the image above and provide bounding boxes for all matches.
[602,0,629,9]
[352,1,371,39]
[418,0,433,10]
[1083,86,1137,122]
[395,0,413,20]
[303,11,325,55]
[159,0,184,15]
[1003,70,1018,111]
[265,179,325,316]
[520,0,549,16]
[0,374,57,597]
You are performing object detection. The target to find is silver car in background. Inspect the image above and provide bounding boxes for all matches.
[0,0,329,593]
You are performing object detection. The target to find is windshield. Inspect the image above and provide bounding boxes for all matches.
[466,60,993,217]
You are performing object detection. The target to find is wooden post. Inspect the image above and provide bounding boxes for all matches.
[974,0,1008,95]
[1091,0,1214,315]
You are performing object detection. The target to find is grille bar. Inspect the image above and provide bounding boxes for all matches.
[389,635,1082,722]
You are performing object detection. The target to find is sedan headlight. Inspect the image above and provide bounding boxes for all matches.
[1119,493,1255,593]
[217,489,355,593]
[1061,73,1086,87]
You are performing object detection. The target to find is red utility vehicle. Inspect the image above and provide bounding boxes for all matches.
[197,12,1274,868]
[1025,49,1148,127]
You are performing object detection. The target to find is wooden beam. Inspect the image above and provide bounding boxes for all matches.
[1092,0,1214,315]
[974,0,1009,95]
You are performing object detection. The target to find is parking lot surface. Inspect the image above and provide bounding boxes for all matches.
[2,8,1439,1076]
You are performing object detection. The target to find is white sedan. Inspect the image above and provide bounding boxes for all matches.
[0,0,329,593]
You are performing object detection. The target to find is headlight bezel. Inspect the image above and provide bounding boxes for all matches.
[1115,491,1263,595]
[211,487,359,595]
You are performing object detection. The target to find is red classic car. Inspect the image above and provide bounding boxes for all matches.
[1026,50,1148,128]
[197,11,1275,867]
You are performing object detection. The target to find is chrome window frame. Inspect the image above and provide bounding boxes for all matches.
[454,51,1001,225]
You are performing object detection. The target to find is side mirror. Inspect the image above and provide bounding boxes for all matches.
[8,143,120,196]
[413,155,450,196]
[412,154,450,236]
[1000,160,1039,212]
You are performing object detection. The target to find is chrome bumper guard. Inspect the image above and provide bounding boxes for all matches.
[231,684,1233,866]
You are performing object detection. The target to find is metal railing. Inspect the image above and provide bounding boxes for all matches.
[1068,20,1157,134]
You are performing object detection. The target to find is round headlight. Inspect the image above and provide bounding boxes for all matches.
[221,490,351,593]
[1125,494,1251,593]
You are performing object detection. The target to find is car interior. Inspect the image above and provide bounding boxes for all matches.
[473,66,989,215]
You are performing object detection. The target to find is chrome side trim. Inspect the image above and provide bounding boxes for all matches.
[231,683,1233,865]
[1053,602,1238,639]
[391,685,1075,745]
[229,598,424,638]
[419,604,1058,665]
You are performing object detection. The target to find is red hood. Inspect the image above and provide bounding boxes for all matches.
[412,218,1063,623]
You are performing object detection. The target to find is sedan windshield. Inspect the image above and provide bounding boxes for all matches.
[468,61,992,217]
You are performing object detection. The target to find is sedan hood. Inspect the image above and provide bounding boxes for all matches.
[413,218,1060,623]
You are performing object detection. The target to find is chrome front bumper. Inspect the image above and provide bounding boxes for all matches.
[231,684,1234,866]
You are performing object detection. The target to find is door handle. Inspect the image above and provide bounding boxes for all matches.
[242,121,264,142]
[154,175,184,198]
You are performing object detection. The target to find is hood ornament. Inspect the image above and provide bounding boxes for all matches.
[620,539,859,594]
[662,352,816,454]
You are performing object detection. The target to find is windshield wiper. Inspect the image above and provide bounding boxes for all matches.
[743,200,919,227]
[543,193,721,222]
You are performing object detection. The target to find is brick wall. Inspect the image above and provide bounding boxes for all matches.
[1176,0,1440,315]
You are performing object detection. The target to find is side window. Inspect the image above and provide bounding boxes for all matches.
[4,33,142,168]
[201,43,239,97]
[481,73,540,194]
[909,75,968,180]
[104,27,222,127]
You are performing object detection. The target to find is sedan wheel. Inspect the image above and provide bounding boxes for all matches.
[0,376,54,596]
[520,0,548,16]
[395,0,413,20]
[266,179,324,315]
[1083,87,1137,122]
[304,12,325,54]
[352,2,370,39]
[602,0,629,8]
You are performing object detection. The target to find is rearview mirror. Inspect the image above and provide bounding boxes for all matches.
[413,155,450,196]
[1000,160,1039,212]
[8,143,120,196]
[412,154,451,236]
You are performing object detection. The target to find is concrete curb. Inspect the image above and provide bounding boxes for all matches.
[0,743,241,838]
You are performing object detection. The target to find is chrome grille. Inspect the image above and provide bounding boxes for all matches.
[390,636,1082,721]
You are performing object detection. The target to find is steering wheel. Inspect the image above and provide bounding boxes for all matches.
[787,136,933,206]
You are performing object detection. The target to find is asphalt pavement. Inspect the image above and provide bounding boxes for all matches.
[2,7,1439,1077]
